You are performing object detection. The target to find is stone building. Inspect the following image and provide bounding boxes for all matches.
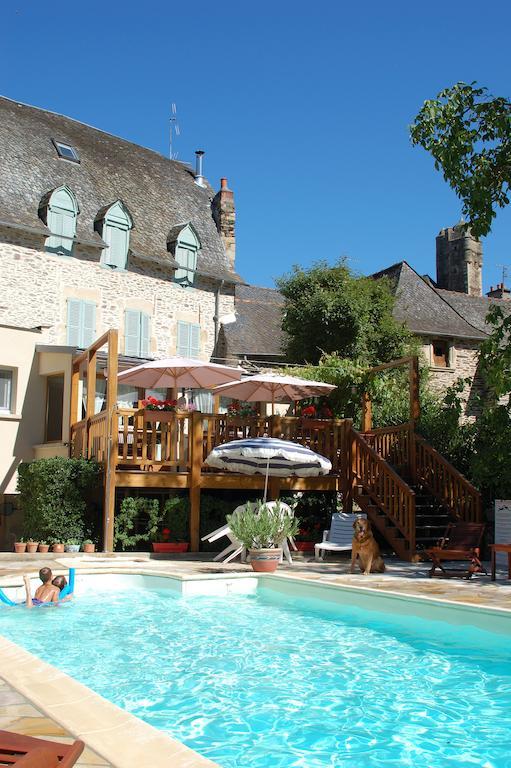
[0,96,244,532]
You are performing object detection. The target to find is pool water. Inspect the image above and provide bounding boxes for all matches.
[1,579,511,767]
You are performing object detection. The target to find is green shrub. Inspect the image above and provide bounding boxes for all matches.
[228,501,300,549]
[17,457,100,543]
[114,497,162,551]
[162,497,189,541]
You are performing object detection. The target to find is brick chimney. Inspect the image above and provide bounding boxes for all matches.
[436,222,483,296]
[212,178,235,272]
[487,282,511,300]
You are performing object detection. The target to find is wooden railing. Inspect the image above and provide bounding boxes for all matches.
[414,436,482,522]
[351,430,416,551]
[70,418,87,459]
[88,412,108,463]
[116,409,192,470]
[364,423,411,474]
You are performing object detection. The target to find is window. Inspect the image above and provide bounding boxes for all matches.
[0,370,14,412]
[125,310,150,357]
[432,340,450,368]
[52,139,80,163]
[67,299,96,348]
[171,224,200,287]
[177,321,200,358]
[97,201,133,270]
[42,186,78,257]
[45,375,64,442]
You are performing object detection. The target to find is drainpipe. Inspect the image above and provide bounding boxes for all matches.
[214,279,225,346]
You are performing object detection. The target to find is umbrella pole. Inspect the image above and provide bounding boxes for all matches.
[263,456,270,503]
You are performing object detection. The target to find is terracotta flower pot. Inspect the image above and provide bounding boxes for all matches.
[151,542,189,553]
[14,542,27,554]
[248,548,282,573]
[294,541,314,552]
[82,543,96,553]
[38,544,50,553]
[26,543,39,554]
[51,543,65,553]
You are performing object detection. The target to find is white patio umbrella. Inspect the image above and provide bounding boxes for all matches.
[213,373,336,415]
[205,436,332,501]
[117,357,243,391]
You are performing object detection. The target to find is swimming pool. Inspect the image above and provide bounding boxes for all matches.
[1,573,510,767]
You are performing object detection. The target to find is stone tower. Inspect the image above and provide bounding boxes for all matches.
[436,222,483,296]
[212,178,236,272]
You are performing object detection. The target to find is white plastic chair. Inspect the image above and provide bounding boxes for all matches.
[314,512,366,561]
[201,505,247,563]
[260,500,297,564]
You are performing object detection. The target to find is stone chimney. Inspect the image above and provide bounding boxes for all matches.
[212,178,235,272]
[487,282,511,300]
[436,222,483,296]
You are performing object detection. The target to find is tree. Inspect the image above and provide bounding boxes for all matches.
[276,259,413,365]
[410,82,511,237]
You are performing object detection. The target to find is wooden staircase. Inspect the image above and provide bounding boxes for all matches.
[347,424,482,561]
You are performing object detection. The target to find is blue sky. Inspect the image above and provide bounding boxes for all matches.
[1,0,510,291]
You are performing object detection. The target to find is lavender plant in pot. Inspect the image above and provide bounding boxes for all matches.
[227,501,299,573]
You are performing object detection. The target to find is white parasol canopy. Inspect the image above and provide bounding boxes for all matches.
[213,373,336,414]
[117,357,243,390]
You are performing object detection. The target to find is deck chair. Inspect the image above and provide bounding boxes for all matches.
[426,522,487,578]
[0,729,84,767]
[314,512,366,561]
[201,504,247,563]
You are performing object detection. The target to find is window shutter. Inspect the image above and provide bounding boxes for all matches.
[82,302,97,347]
[105,225,128,269]
[177,321,190,357]
[60,210,76,254]
[140,313,150,357]
[125,310,141,357]
[67,300,82,346]
[190,323,200,358]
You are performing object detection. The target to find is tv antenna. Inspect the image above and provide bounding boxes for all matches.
[169,103,180,159]
[496,264,509,286]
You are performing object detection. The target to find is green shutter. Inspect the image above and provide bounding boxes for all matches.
[140,313,150,357]
[67,300,82,346]
[190,323,200,358]
[45,187,77,257]
[125,310,141,356]
[105,225,128,269]
[82,302,96,347]
[177,321,190,356]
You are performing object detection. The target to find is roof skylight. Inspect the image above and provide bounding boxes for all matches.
[52,139,80,163]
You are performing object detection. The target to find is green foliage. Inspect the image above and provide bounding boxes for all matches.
[114,497,162,551]
[17,457,100,543]
[276,259,414,365]
[281,492,336,541]
[162,497,190,541]
[410,81,511,237]
[478,305,511,402]
[228,501,300,550]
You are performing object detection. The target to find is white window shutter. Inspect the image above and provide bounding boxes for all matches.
[125,310,141,356]
[67,300,82,346]
[105,225,128,269]
[177,321,190,357]
[190,323,200,358]
[140,313,150,357]
[82,302,97,347]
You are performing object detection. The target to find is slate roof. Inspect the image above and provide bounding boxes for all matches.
[436,289,511,334]
[223,285,286,358]
[372,262,488,341]
[0,96,243,283]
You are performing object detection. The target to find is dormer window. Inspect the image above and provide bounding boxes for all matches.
[168,223,201,287]
[40,186,79,257]
[52,139,80,163]
[96,201,133,270]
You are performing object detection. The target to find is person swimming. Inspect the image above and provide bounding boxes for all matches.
[23,568,70,607]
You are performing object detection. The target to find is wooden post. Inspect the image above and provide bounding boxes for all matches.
[103,329,118,553]
[189,411,203,551]
[409,356,420,423]
[69,362,80,457]
[345,425,357,514]
[270,415,282,438]
[361,392,372,432]
[213,394,220,414]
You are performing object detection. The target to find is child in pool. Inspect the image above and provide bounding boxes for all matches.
[23,568,60,607]
[52,574,73,601]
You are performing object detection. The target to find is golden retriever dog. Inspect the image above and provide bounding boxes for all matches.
[350,517,385,575]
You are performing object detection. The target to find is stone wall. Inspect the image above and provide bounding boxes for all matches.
[422,338,484,419]
[0,227,235,360]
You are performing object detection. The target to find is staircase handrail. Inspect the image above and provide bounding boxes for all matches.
[351,429,416,548]
[414,434,482,522]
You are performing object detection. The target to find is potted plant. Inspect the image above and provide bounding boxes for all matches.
[82,539,96,553]
[26,538,39,554]
[152,497,190,553]
[142,397,177,423]
[51,539,65,553]
[227,400,258,418]
[227,501,300,573]
[65,539,81,553]
[14,538,26,554]
[38,541,50,554]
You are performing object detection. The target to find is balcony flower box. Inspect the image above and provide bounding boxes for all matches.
[152,542,189,553]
